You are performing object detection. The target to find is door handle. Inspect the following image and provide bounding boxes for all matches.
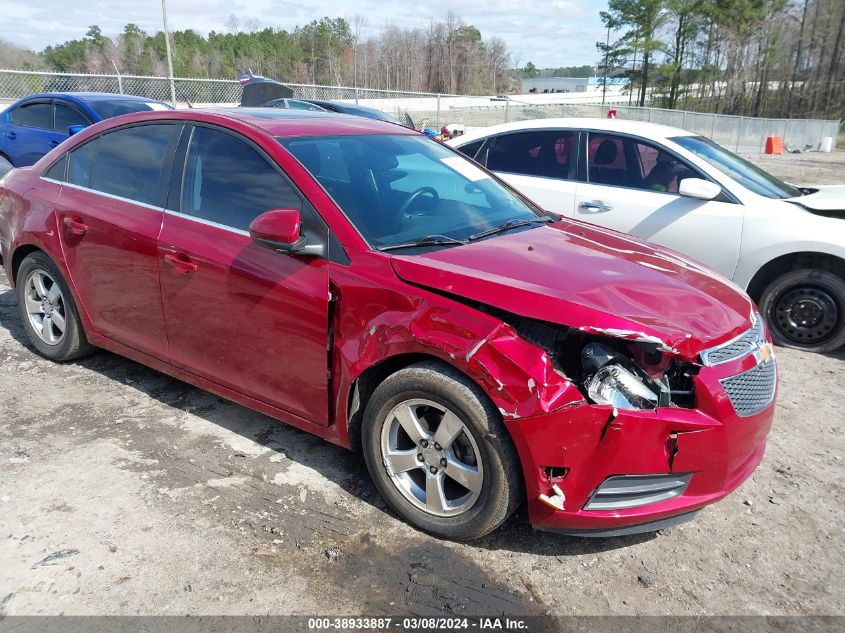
[49,140,60,147]
[163,253,198,273]
[62,216,88,237]
[578,200,613,213]
[6,132,16,140]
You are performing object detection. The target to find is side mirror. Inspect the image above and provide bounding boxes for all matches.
[68,124,88,136]
[248,208,326,258]
[678,178,721,201]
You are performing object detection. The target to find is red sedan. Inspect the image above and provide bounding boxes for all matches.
[0,109,776,539]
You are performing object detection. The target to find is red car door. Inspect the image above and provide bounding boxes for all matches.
[52,122,181,358]
[158,125,330,425]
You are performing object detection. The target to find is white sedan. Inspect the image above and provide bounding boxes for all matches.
[448,118,845,353]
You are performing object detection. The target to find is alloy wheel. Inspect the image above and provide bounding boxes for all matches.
[24,269,67,346]
[380,398,484,517]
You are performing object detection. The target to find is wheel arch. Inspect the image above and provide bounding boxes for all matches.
[345,352,485,452]
[10,243,44,287]
[746,251,845,302]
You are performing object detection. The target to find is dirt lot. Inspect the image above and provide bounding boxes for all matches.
[744,149,845,186]
[1,152,844,620]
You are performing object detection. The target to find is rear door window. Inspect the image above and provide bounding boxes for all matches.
[486,131,575,179]
[180,126,301,230]
[89,124,176,206]
[9,102,52,129]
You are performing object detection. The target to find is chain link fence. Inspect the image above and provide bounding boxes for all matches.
[0,69,839,153]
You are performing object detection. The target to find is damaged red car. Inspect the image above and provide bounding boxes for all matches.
[0,109,776,539]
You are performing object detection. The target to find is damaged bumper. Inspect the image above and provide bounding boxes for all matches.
[506,352,775,535]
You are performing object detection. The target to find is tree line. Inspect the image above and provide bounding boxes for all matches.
[0,14,513,96]
[596,0,844,119]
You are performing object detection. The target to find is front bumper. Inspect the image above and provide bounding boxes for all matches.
[506,352,776,534]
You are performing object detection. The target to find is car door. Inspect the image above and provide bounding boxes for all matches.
[478,129,578,214]
[52,100,92,147]
[2,100,54,166]
[573,132,744,278]
[158,124,330,425]
[52,122,181,358]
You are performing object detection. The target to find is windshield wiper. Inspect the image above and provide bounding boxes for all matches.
[468,216,554,241]
[378,234,469,252]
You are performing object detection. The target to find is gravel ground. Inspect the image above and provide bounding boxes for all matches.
[744,149,845,186]
[1,152,843,619]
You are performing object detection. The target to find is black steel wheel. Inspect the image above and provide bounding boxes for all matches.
[760,269,845,353]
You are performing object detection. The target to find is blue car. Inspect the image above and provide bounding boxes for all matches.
[0,92,172,167]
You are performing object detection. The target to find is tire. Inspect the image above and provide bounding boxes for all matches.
[362,361,523,540]
[759,268,845,353]
[15,252,95,361]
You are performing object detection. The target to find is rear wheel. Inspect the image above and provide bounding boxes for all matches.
[759,269,845,353]
[362,361,523,540]
[16,252,94,361]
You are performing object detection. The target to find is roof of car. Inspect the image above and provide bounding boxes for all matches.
[24,92,168,104]
[94,107,417,137]
[210,107,414,136]
[448,117,696,145]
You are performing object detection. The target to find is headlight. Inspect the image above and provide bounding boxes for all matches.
[581,342,661,410]
[586,364,659,410]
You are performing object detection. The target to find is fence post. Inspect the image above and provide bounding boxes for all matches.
[682,110,687,130]
[436,94,441,129]
[710,113,717,140]
[505,99,510,124]
[736,116,744,153]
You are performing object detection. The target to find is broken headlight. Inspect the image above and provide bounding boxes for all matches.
[581,342,662,410]
[586,364,659,409]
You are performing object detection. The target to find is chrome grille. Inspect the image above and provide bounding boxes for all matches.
[701,318,764,366]
[720,360,777,417]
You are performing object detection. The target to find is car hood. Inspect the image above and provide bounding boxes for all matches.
[786,185,845,215]
[390,221,755,360]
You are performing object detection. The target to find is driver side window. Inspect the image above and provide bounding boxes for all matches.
[587,134,701,194]
[180,126,302,231]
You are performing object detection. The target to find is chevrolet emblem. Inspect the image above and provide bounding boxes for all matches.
[755,342,774,365]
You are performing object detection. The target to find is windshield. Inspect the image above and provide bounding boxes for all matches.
[278,134,544,251]
[673,135,801,199]
[87,99,171,119]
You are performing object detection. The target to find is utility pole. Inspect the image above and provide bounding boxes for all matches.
[161,0,177,104]
[601,24,610,106]
[110,59,123,94]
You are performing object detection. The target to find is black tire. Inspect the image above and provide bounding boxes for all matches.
[362,361,523,540]
[15,252,95,361]
[759,268,845,353]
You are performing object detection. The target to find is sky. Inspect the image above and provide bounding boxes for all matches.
[0,0,608,69]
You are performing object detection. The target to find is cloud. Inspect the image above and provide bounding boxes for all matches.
[0,0,607,68]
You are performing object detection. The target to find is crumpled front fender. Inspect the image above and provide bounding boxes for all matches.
[330,274,585,448]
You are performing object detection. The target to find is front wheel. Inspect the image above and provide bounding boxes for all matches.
[362,362,523,540]
[759,269,845,353]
